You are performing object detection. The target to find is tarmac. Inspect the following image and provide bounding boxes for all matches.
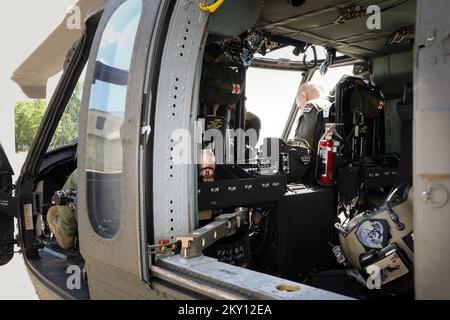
[0,247,38,300]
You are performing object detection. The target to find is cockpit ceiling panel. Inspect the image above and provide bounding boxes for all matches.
[256,0,416,58]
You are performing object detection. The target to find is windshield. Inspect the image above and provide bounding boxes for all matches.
[246,46,351,144]
[246,68,303,145]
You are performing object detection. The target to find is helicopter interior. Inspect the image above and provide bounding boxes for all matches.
[192,0,415,299]
[24,0,416,300]
[29,146,90,299]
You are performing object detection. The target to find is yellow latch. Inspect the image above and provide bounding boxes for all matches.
[199,0,225,13]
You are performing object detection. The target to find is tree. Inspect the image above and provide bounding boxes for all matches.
[14,83,83,152]
[14,100,46,152]
[49,83,82,150]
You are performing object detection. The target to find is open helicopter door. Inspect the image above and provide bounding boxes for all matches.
[77,0,160,298]
[146,0,350,300]
[0,143,17,266]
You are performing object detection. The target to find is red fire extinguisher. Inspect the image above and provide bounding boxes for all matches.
[318,124,339,186]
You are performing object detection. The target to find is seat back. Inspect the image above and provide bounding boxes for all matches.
[334,76,385,159]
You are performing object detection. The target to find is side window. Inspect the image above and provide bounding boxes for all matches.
[86,0,142,239]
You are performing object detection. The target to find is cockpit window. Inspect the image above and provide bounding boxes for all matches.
[246,67,303,145]
[85,0,142,239]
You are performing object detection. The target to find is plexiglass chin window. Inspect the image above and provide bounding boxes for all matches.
[86,0,142,239]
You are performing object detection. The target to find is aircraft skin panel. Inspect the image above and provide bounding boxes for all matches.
[414,0,450,298]
[151,0,209,243]
[11,0,107,99]
[28,272,61,300]
[76,0,159,283]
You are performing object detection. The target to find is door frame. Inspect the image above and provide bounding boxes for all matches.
[7,11,103,299]
[15,14,100,260]
[414,0,450,299]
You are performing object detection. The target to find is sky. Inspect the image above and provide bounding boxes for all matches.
[90,0,141,114]
[0,2,77,299]
[0,0,77,174]
[246,46,353,143]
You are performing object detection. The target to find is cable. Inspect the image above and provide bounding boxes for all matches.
[250,209,271,256]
